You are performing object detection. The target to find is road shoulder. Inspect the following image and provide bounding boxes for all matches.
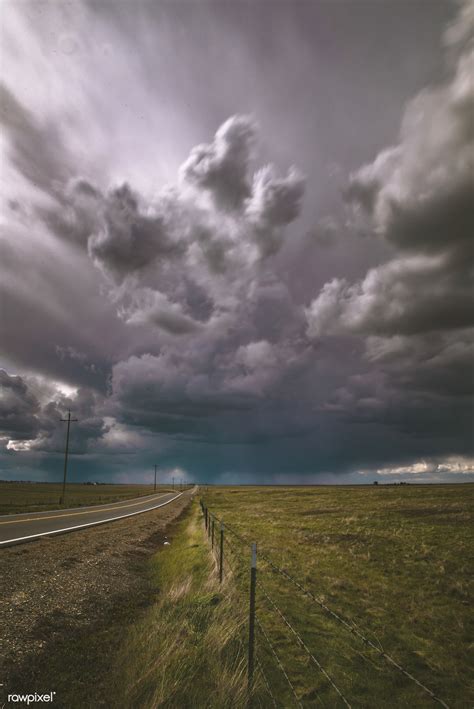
[0,490,193,708]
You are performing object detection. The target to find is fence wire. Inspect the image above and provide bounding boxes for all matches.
[255,613,303,709]
[258,552,450,709]
[256,654,278,708]
[258,581,351,709]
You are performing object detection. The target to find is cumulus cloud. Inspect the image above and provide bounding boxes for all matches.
[306,255,474,337]
[88,183,185,282]
[246,165,305,254]
[308,1,474,341]
[18,113,305,335]
[361,455,474,478]
[180,115,256,210]
[86,116,305,334]
[1,96,310,451]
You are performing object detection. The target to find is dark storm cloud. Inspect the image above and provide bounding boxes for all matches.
[88,183,185,283]
[1,0,472,483]
[306,255,474,338]
[307,3,474,341]
[29,388,107,455]
[0,370,107,454]
[302,1,474,478]
[85,115,306,334]
[0,370,40,440]
[109,331,312,441]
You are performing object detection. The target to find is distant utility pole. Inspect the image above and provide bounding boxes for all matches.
[154,464,157,492]
[172,477,175,490]
[60,410,78,505]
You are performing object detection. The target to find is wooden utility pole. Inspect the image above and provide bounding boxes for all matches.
[154,464,157,492]
[60,410,78,505]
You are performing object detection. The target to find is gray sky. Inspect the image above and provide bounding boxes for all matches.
[0,0,472,484]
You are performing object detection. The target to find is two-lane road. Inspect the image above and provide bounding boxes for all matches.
[0,490,184,547]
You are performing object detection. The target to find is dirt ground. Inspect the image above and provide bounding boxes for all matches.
[0,489,194,703]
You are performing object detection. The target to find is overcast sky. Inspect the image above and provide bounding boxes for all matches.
[0,0,472,485]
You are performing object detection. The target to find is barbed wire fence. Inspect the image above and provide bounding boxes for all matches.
[199,497,451,709]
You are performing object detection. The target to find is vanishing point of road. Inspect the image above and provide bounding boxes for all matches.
[0,490,185,547]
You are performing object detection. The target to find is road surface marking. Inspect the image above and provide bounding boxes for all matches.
[0,492,170,525]
[0,492,184,547]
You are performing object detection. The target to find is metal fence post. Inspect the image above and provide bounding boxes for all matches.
[211,518,215,549]
[248,542,257,692]
[219,522,224,583]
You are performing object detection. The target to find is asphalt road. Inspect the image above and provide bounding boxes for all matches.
[0,491,184,547]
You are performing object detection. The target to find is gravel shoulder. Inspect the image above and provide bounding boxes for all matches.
[0,490,194,706]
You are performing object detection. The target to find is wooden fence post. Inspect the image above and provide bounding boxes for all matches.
[248,542,257,692]
[219,522,224,583]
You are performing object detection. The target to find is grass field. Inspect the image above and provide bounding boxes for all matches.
[0,482,176,514]
[200,485,473,708]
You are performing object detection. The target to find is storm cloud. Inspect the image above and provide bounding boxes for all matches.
[307,4,474,341]
[0,0,472,483]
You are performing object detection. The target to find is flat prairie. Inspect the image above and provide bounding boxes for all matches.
[0,482,172,514]
[201,484,473,708]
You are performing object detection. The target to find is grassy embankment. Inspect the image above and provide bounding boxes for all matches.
[0,482,176,514]
[200,485,473,708]
[110,498,267,708]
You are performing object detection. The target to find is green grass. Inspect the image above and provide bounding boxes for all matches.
[0,482,176,514]
[109,500,269,708]
[201,485,474,708]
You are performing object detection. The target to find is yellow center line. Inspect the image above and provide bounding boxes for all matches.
[0,493,171,525]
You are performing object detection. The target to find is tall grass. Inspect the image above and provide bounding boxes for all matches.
[110,500,267,708]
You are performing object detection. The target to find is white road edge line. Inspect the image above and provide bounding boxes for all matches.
[0,492,183,547]
[0,490,175,520]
